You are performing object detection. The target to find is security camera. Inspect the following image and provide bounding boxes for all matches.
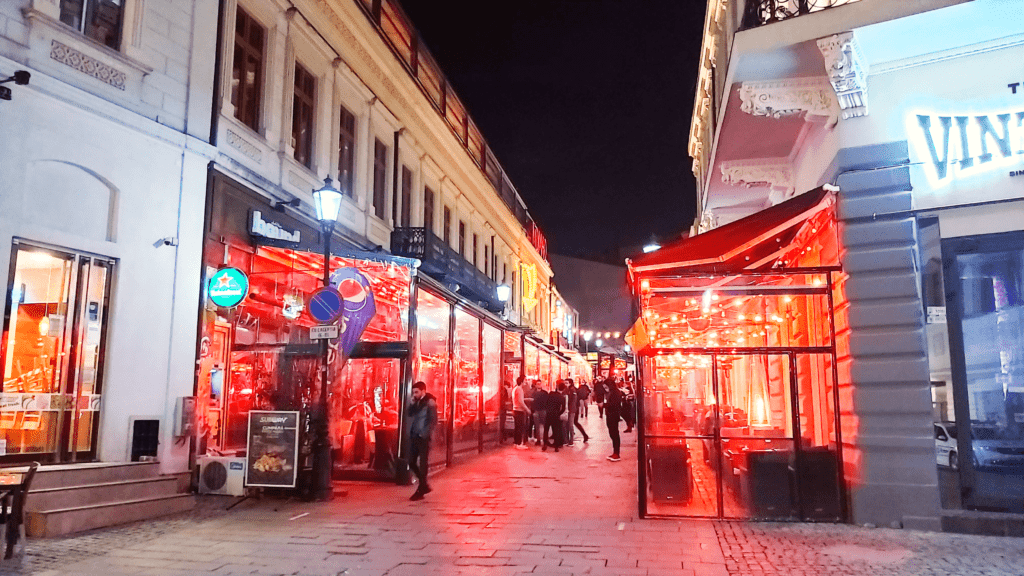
[12,71,29,86]
[161,237,178,246]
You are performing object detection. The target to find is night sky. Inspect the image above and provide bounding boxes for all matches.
[395,0,706,258]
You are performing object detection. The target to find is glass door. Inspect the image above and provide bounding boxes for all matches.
[943,232,1024,513]
[1,243,112,463]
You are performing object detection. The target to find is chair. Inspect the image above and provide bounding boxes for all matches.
[0,462,38,561]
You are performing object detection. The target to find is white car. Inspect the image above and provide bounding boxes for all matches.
[934,423,958,469]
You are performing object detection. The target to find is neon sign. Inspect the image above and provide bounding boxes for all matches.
[910,108,1024,188]
[520,263,539,312]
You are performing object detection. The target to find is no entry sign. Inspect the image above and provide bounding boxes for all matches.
[308,287,343,323]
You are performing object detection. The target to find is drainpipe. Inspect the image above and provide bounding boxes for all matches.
[392,129,401,227]
[209,0,226,145]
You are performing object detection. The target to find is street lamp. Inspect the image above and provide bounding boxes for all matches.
[582,330,592,354]
[496,284,511,304]
[312,176,342,502]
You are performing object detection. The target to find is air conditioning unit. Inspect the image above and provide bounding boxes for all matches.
[198,456,246,496]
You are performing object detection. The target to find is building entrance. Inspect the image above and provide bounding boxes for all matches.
[1,242,113,463]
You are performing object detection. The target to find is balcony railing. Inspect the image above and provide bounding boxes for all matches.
[391,227,503,312]
[356,0,549,262]
[742,0,860,29]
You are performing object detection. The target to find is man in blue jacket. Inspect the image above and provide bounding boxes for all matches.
[407,381,438,500]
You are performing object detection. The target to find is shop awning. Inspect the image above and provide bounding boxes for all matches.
[628,186,835,275]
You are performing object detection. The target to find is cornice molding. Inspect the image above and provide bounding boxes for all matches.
[738,77,838,128]
[720,157,795,200]
[817,31,868,120]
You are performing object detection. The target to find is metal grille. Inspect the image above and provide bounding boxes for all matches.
[742,0,860,28]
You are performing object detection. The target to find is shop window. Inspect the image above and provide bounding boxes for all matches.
[292,63,316,169]
[196,246,411,456]
[400,166,412,227]
[373,139,388,220]
[338,105,356,196]
[414,289,450,463]
[443,206,451,245]
[59,0,123,50]
[423,187,435,233]
[231,7,264,132]
[452,308,480,455]
[332,358,402,475]
[482,323,502,445]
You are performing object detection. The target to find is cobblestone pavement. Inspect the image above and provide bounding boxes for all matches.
[1,412,1021,576]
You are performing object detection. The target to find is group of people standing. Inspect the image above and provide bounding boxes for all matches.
[510,375,591,452]
[509,375,636,461]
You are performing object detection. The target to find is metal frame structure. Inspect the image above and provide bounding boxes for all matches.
[635,268,846,522]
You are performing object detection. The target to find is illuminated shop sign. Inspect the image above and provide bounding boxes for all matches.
[910,108,1024,187]
[520,263,539,312]
[250,211,301,243]
[208,267,249,308]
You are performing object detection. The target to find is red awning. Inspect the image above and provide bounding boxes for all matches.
[628,186,834,275]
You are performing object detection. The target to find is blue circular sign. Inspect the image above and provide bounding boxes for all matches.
[308,287,343,323]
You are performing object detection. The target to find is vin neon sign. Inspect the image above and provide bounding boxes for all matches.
[910,109,1024,187]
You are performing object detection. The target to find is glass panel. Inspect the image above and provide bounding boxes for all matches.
[2,247,76,457]
[414,290,449,462]
[452,308,479,455]
[954,248,1024,511]
[643,355,719,517]
[642,274,832,350]
[525,343,538,379]
[69,260,110,454]
[717,355,793,439]
[332,358,402,475]
[482,324,501,444]
[60,0,122,49]
[539,352,550,386]
[721,438,797,519]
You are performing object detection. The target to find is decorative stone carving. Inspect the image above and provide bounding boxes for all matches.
[720,157,794,199]
[50,40,126,90]
[698,210,718,234]
[738,78,838,128]
[817,31,869,119]
[226,129,262,162]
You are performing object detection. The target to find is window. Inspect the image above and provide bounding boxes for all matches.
[400,166,412,227]
[484,245,489,277]
[443,206,451,245]
[458,221,466,256]
[292,63,316,168]
[231,7,264,132]
[338,105,356,197]
[424,187,435,233]
[59,0,122,49]
[502,263,507,284]
[372,139,388,220]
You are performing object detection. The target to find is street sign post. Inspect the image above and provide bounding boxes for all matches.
[308,287,343,323]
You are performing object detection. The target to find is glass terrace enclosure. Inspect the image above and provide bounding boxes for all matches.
[628,188,845,521]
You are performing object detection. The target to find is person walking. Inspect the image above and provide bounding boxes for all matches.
[594,379,607,418]
[622,380,636,433]
[407,381,438,500]
[577,381,591,418]
[512,375,530,449]
[605,379,623,461]
[564,379,578,445]
[543,382,566,452]
[569,378,590,443]
[531,381,548,446]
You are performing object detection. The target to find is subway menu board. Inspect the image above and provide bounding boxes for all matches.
[245,411,300,488]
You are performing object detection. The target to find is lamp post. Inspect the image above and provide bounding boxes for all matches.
[312,176,342,502]
[582,331,592,355]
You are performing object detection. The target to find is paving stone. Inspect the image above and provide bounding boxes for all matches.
[0,415,1021,576]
